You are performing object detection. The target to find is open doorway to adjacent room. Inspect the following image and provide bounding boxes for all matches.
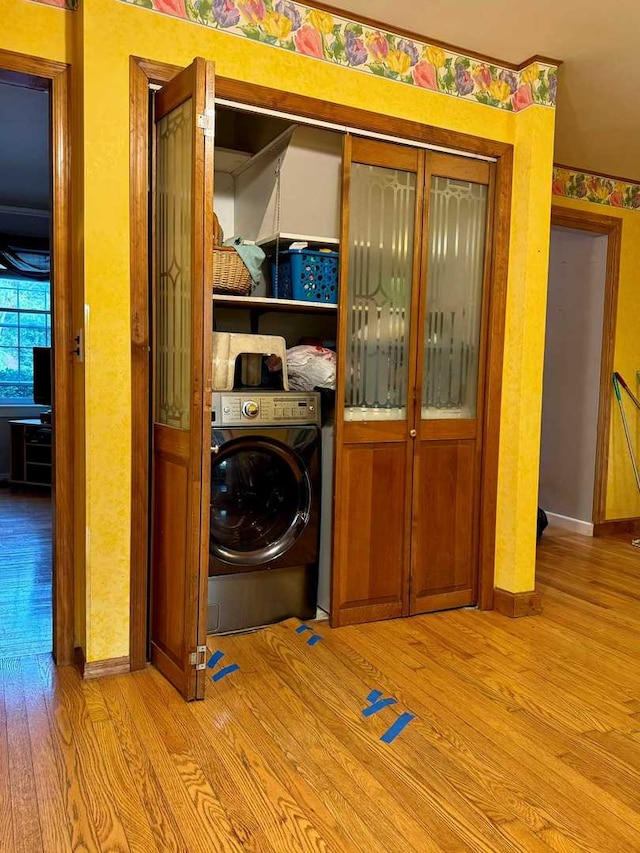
[538,207,621,537]
[0,71,53,656]
[0,52,73,665]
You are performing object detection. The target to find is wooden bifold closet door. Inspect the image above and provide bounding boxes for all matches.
[332,141,493,627]
[150,58,215,700]
[410,153,493,614]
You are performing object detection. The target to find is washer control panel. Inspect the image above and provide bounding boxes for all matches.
[212,391,321,426]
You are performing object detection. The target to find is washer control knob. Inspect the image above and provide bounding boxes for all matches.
[242,400,259,419]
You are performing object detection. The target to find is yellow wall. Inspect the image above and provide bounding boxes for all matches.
[5,0,557,660]
[1,0,70,61]
[494,106,555,591]
[553,195,640,521]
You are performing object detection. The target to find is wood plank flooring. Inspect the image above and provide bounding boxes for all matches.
[0,488,52,657]
[3,526,640,851]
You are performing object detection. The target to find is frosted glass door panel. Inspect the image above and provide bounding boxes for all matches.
[345,163,416,421]
[155,99,193,430]
[422,177,487,419]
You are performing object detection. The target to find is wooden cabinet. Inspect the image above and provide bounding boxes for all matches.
[9,419,52,487]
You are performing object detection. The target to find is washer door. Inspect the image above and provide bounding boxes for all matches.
[210,437,312,567]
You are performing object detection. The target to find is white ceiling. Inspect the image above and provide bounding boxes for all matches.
[334,0,639,181]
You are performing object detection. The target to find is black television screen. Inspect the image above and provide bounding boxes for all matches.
[33,347,52,406]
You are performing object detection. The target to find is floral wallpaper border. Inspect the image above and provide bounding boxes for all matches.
[553,166,640,211]
[29,0,77,9]
[120,0,557,112]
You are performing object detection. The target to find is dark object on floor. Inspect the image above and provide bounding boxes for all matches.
[537,507,548,540]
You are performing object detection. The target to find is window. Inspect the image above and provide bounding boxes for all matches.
[0,277,51,403]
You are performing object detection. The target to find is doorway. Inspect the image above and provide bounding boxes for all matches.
[0,52,74,665]
[0,71,53,655]
[539,207,622,534]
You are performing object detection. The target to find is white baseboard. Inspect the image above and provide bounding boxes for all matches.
[545,512,594,537]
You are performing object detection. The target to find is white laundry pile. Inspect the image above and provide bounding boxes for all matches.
[267,345,336,391]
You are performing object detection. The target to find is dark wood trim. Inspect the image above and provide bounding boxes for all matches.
[75,647,131,680]
[550,205,622,525]
[518,55,564,69]
[478,148,513,611]
[554,162,640,187]
[50,61,74,667]
[593,517,640,537]
[130,58,516,657]
[472,159,497,608]
[134,57,181,84]
[494,588,543,618]
[133,58,512,161]
[0,49,74,666]
[0,49,69,80]
[196,59,216,698]
[294,2,561,72]
[82,657,131,679]
[597,221,622,524]
[74,645,85,675]
[129,57,152,672]
[330,132,350,625]
[215,77,511,160]
[551,205,623,234]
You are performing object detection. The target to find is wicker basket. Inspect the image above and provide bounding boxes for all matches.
[212,213,252,295]
[213,212,224,245]
[213,246,252,295]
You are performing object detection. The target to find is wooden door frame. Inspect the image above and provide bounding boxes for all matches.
[549,204,622,525]
[0,49,74,664]
[129,57,514,667]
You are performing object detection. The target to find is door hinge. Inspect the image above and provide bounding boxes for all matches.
[189,645,208,670]
[197,110,215,138]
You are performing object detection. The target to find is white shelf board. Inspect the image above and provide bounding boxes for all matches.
[213,293,337,312]
[256,233,340,248]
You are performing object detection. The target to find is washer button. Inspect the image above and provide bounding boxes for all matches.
[242,400,259,418]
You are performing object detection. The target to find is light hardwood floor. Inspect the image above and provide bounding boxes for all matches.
[4,527,640,851]
[0,488,52,658]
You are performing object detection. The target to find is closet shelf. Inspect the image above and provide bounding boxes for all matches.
[213,293,337,314]
[256,233,340,250]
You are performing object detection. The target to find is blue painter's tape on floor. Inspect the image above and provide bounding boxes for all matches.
[211,663,240,682]
[307,634,323,646]
[362,697,398,717]
[380,712,415,743]
[367,689,383,704]
[207,650,224,669]
[296,624,313,634]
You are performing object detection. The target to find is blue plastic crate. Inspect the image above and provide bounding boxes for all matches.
[271,248,339,304]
